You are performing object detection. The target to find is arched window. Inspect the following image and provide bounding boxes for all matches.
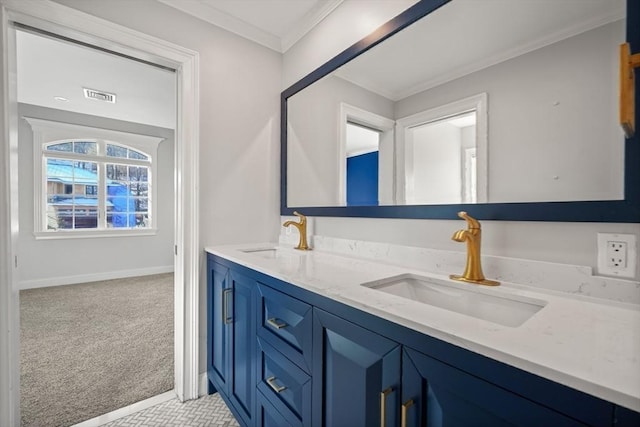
[25,118,164,237]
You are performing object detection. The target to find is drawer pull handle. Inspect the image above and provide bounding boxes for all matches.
[380,387,393,427]
[266,376,286,393]
[401,399,414,427]
[267,317,288,329]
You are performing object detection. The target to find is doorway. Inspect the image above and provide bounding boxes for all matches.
[0,2,200,426]
[16,26,177,426]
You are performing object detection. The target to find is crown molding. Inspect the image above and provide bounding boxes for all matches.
[157,0,281,51]
[281,0,343,52]
[156,0,343,53]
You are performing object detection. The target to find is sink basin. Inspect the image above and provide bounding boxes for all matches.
[362,274,546,327]
[240,247,280,259]
[240,247,300,259]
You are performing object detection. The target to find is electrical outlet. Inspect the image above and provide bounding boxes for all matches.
[597,233,637,278]
[606,241,627,268]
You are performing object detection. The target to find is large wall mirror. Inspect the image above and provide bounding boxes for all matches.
[281,0,640,222]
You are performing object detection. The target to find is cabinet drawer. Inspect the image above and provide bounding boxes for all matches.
[257,338,311,427]
[256,390,295,427]
[257,283,312,372]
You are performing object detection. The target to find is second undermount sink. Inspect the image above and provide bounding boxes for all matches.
[362,274,547,327]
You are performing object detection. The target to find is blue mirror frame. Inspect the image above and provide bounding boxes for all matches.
[281,0,640,222]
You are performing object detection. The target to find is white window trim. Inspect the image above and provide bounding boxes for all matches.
[24,117,164,239]
[395,93,488,204]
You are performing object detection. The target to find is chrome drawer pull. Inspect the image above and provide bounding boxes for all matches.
[267,317,288,329]
[266,376,287,393]
[222,289,233,324]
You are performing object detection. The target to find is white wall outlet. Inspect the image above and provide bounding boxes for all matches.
[597,233,637,278]
[606,241,627,268]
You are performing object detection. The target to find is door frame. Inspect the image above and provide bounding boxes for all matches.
[0,1,201,425]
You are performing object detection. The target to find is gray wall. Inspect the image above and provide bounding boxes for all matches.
[283,1,640,274]
[17,103,175,288]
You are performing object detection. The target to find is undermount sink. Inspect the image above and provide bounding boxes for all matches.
[240,247,298,259]
[362,274,546,327]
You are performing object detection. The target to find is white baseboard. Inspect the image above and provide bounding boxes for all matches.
[199,372,209,397]
[71,390,176,427]
[19,265,174,290]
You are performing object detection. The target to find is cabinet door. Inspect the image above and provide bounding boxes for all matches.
[402,348,588,427]
[312,308,401,427]
[208,261,230,392]
[228,270,257,426]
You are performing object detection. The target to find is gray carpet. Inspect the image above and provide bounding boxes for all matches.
[20,273,174,427]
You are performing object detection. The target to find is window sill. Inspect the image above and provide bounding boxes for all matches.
[33,228,158,240]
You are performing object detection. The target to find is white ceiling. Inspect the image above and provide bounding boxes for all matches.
[16,29,177,129]
[156,0,344,52]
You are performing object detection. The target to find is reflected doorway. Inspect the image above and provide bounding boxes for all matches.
[346,122,380,206]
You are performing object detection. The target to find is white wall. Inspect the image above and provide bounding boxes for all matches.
[283,0,640,275]
[50,0,282,375]
[17,103,175,288]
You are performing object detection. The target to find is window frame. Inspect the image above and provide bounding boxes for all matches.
[24,117,164,239]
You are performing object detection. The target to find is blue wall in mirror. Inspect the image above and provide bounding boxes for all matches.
[281,0,640,222]
[347,151,379,206]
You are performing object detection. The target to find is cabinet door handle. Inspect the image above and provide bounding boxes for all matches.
[401,399,414,427]
[267,317,288,329]
[222,288,233,324]
[380,387,393,427]
[266,376,287,393]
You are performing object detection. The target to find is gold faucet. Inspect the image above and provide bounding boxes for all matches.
[450,211,499,286]
[283,211,311,251]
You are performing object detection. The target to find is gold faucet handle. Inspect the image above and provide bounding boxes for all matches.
[292,211,306,223]
[457,211,481,229]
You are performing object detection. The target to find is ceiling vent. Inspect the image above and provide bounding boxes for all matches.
[83,88,116,103]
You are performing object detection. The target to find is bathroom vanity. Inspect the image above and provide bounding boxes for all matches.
[205,244,640,427]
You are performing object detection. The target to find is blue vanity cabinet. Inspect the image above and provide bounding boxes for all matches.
[401,347,592,427]
[614,405,640,426]
[207,254,637,427]
[207,257,257,427]
[312,307,402,427]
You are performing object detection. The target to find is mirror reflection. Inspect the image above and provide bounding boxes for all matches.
[287,0,626,207]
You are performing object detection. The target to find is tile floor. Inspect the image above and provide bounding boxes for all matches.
[101,393,240,427]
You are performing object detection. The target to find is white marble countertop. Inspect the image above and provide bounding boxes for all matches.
[205,243,640,412]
